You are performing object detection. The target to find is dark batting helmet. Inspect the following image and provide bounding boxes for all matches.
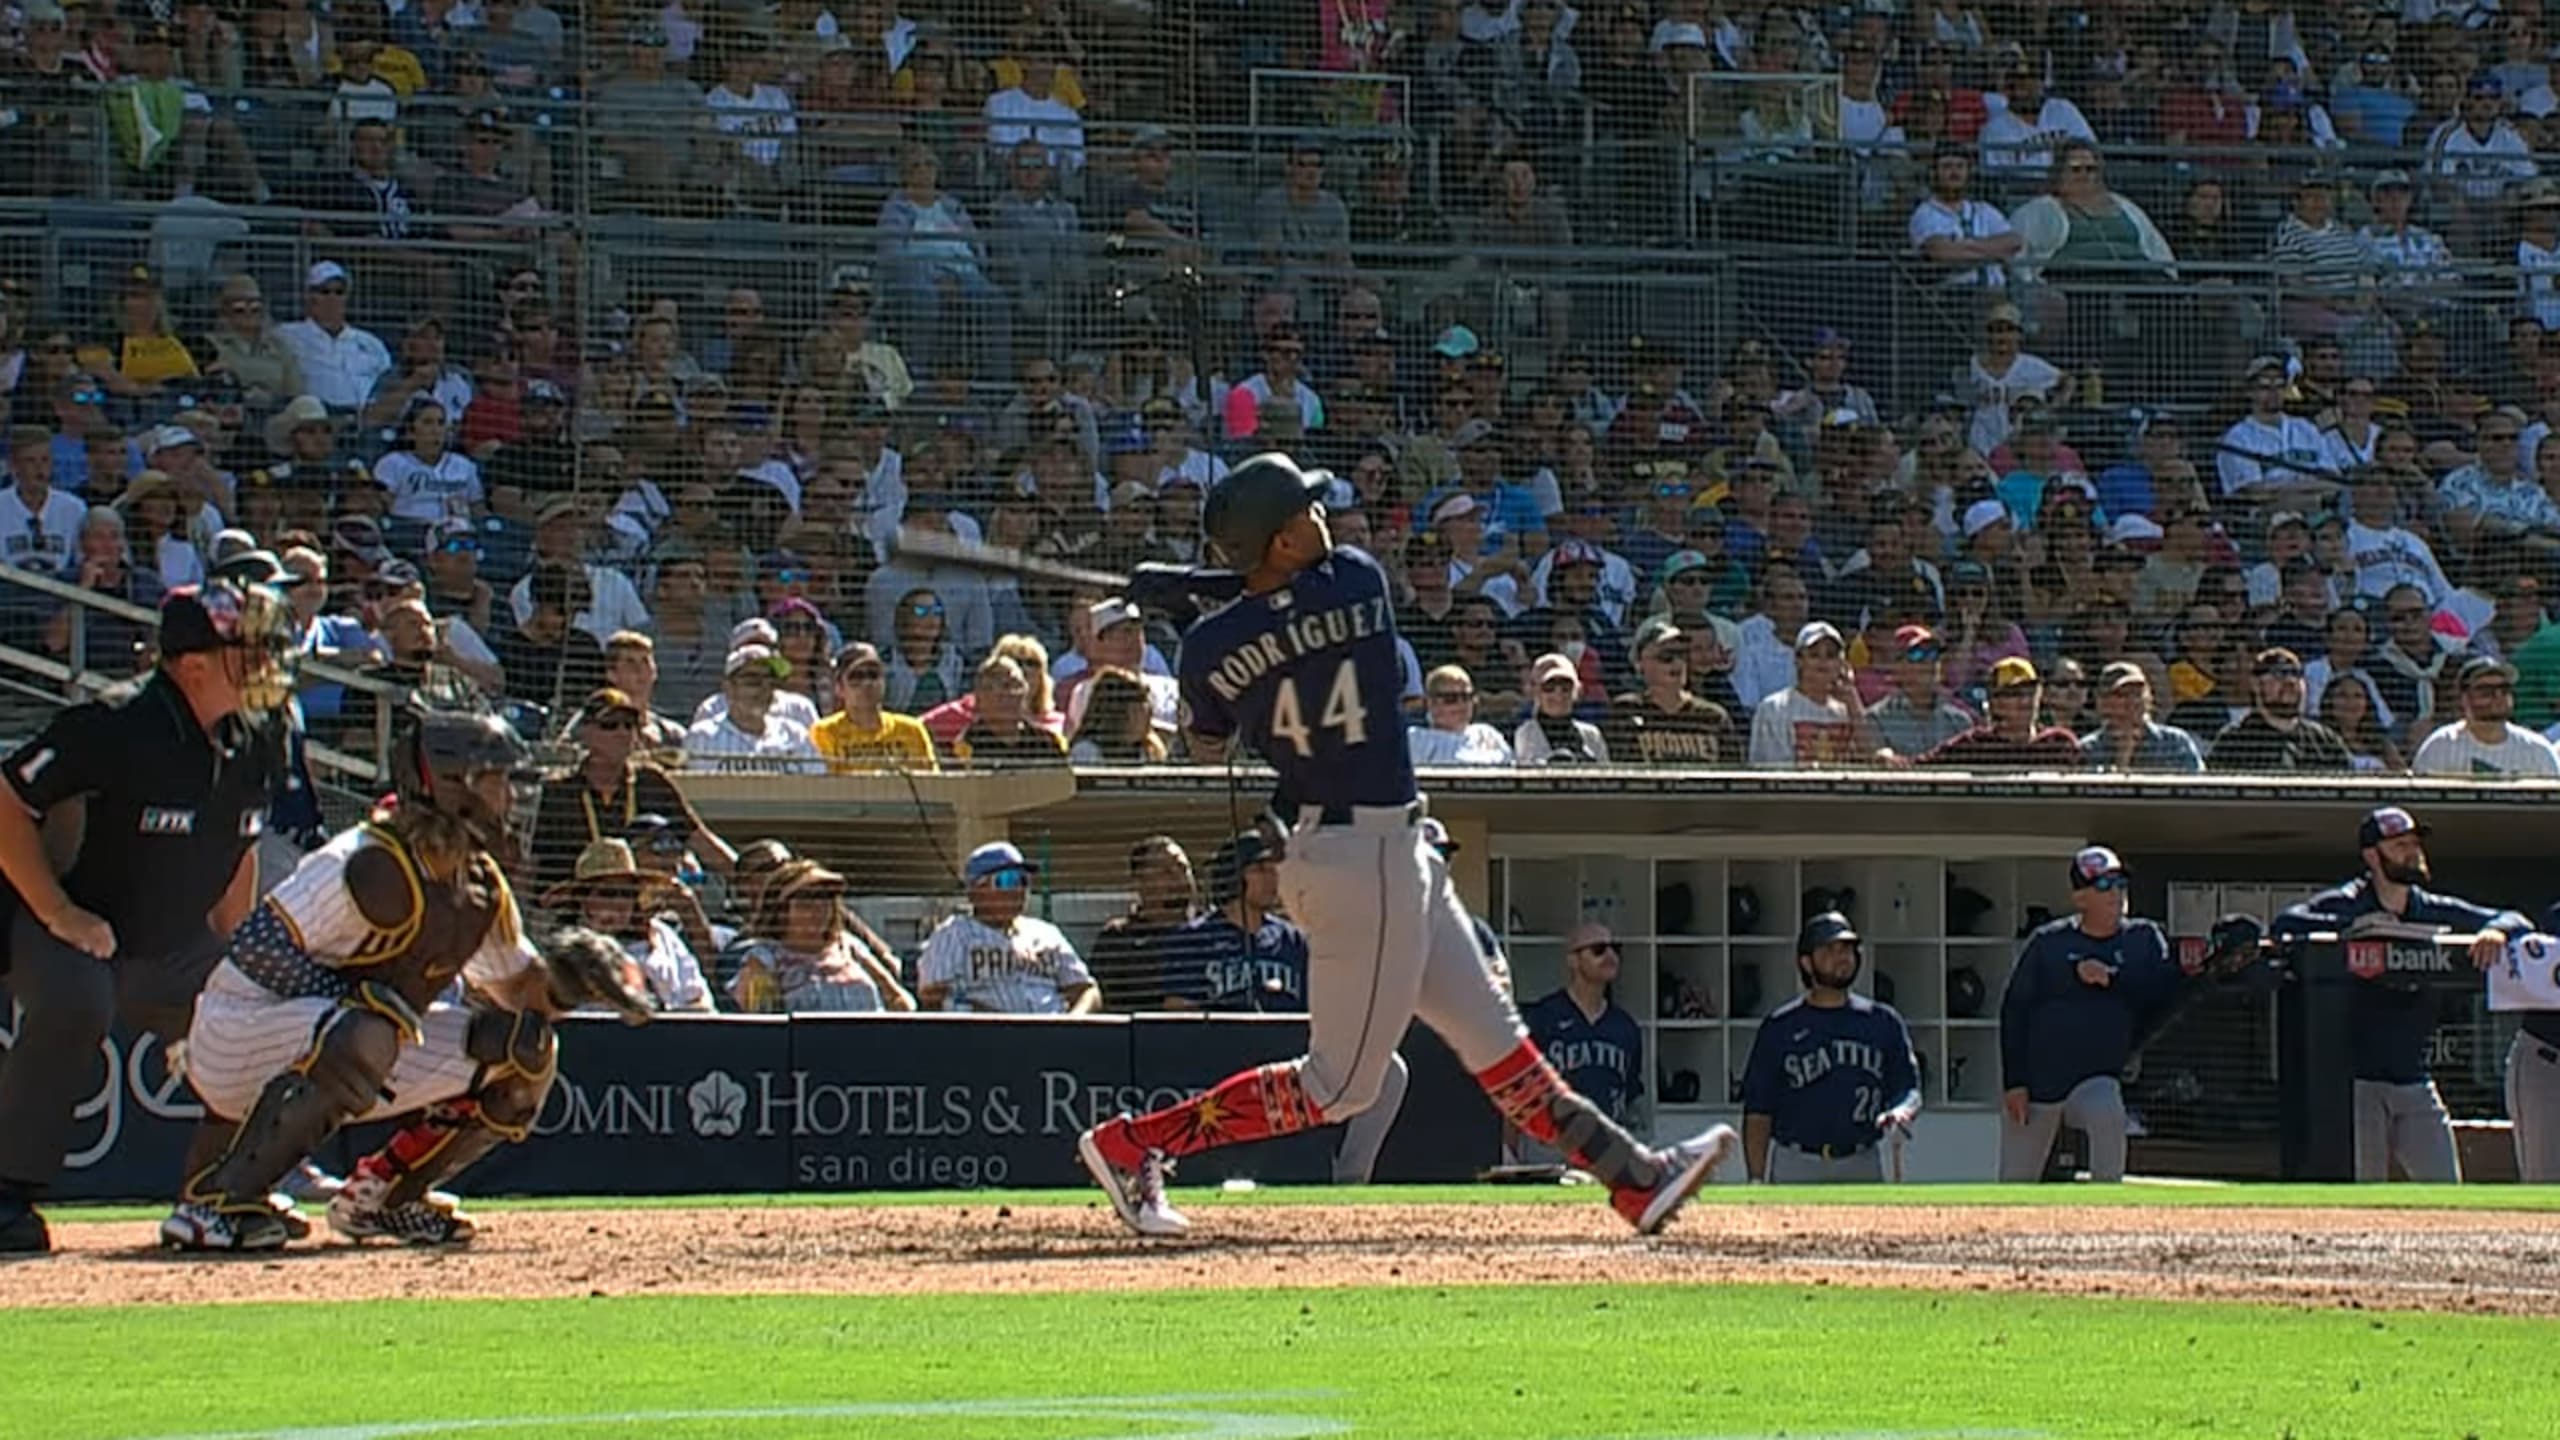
[390,707,543,857]
[1202,451,1331,567]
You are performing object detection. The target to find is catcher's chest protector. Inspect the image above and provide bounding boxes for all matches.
[343,826,510,1012]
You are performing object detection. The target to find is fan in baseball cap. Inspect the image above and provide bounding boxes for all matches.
[964,841,1037,887]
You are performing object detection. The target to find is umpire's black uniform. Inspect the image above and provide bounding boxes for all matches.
[0,666,276,1248]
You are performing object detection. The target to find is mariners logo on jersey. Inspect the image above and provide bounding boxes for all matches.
[1524,990,1644,1122]
[1167,911,1312,1012]
[1742,994,1919,1153]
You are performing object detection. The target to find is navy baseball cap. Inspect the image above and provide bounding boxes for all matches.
[1797,911,1859,954]
[2357,807,2428,849]
[2068,846,2125,888]
[964,841,1037,884]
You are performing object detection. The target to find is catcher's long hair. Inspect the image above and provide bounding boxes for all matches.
[371,793,483,882]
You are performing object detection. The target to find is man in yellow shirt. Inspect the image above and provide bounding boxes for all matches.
[812,642,938,771]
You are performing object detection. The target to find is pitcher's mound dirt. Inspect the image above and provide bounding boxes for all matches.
[12,1202,2560,1315]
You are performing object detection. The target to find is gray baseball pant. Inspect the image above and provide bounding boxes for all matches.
[0,913,220,1195]
[1330,1050,1408,1184]
[2353,1077,2460,1182]
[2000,1075,2128,1182]
[1767,1144,1886,1183]
[2506,1033,2560,1183]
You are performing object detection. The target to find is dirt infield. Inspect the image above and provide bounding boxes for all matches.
[11,1201,2560,1314]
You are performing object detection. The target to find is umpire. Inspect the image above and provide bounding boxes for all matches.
[2270,807,2523,1183]
[0,575,293,1252]
[1740,912,1920,1183]
[1999,847,2190,1182]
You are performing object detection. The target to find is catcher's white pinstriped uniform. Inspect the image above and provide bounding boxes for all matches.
[185,826,539,1122]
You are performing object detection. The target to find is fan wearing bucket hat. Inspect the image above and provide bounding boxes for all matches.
[916,843,1098,1014]
[2267,808,2528,1182]
[541,839,713,1013]
[1996,846,2188,1183]
[1918,656,2083,768]
[729,858,916,1014]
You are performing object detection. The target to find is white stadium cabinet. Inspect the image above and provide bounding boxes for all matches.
[1485,837,2092,1182]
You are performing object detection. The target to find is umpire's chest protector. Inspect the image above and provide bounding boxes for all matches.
[342,827,511,1011]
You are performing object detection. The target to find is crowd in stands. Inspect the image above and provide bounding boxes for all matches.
[14,0,2560,786]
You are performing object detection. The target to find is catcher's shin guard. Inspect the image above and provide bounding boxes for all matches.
[187,1008,398,1208]
[359,1009,558,1208]
[1475,1042,1667,1192]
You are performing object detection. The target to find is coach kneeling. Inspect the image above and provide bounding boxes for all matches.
[1740,913,1920,1183]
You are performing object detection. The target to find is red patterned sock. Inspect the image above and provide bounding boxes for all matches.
[356,1102,476,1183]
[1109,1063,1319,1160]
[1475,1041,1663,1191]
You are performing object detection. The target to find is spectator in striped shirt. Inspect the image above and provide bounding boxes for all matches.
[2269,174,2370,341]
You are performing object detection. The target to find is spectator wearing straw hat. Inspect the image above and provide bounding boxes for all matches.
[686,645,822,773]
[543,838,715,1013]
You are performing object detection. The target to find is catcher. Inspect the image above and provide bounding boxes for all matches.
[161,708,650,1251]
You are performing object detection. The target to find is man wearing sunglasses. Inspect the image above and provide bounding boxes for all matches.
[531,686,733,892]
[812,641,938,772]
[2202,646,2355,773]
[2412,656,2560,775]
[1997,847,2185,1183]
[1518,921,1645,1165]
[917,842,1097,1015]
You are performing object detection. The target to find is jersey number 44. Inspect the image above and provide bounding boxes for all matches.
[1269,658,1372,758]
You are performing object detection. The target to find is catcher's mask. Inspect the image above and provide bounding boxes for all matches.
[160,573,298,712]
[391,707,543,861]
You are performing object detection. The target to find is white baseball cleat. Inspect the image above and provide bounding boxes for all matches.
[1078,1125,1190,1238]
[160,1201,291,1252]
[327,1176,477,1246]
[1618,1123,1739,1236]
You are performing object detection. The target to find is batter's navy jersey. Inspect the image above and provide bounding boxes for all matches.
[1523,990,1645,1122]
[1162,910,1312,1012]
[1179,545,1418,812]
[2274,880,2524,1084]
[1742,994,1920,1153]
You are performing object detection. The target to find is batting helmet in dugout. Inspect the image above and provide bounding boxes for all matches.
[1203,452,1332,566]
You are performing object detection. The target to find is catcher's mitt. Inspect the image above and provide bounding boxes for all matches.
[539,925,655,1024]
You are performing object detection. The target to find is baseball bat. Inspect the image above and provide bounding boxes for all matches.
[891,525,1132,593]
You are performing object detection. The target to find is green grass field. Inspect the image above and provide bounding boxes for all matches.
[16,1185,2560,1439]
[6,1283,2554,1440]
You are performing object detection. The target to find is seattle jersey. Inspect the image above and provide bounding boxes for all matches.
[1741,994,1919,1153]
[1523,990,1645,1122]
[1179,545,1418,812]
[1162,910,1312,1012]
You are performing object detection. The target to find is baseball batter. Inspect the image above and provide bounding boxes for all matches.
[1077,452,1735,1237]
[1741,913,1919,1184]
